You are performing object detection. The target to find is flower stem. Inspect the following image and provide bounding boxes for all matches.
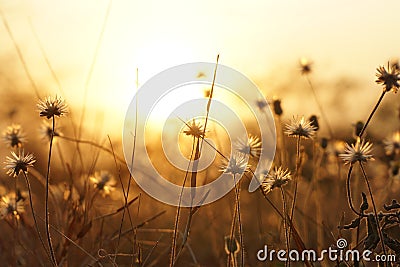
[280,187,289,267]
[358,91,386,138]
[305,76,334,139]
[288,137,301,248]
[23,172,51,263]
[346,165,363,217]
[45,116,58,267]
[359,163,387,265]
[233,174,244,267]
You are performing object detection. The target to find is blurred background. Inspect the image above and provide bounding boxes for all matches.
[0,0,400,139]
[1,1,400,265]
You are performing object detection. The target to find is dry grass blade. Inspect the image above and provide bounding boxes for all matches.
[36,215,103,267]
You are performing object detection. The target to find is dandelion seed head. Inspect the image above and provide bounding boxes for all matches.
[285,116,316,139]
[220,152,249,175]
[37,95,68,119]
[183,119,206,139]
[261,166,291,194]
[384,131,400,156]
[90,171,116,197]
[4,150,36,177]
[235,134,262,158]
[339,138,374,164]
[2,124,26,148]
[0,193,25,220]
[375,62,400,93]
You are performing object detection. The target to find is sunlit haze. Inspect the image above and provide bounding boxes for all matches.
[1,0,400,136]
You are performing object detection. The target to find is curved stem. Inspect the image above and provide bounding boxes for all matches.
[45,116,58,267]
[23,172,51,262]
[358,91,386,138]
[346,164,363,217]
[359,163,387,264]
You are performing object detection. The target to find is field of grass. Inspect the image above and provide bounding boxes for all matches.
[0,59,400,267]
[1,2,400,266]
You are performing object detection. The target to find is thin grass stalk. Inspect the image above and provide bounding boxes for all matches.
[170,138,196,267]
[107,136,135,263]
[44,116,58,266]
[280,187,289,267]
[277,116,287,166]
[173,55,219,266]
[359,163,387,262]
[23,172,51,263]
[174,137,202,265]
[358,91,386,138]
[0,8,40,98]
[232,173,244,267]
[305,76,334,138]
[113,69,140,264]
[78,0,112,138]
[288,136,301,251]
[227,194,238,267]
[28,18,64,96]
[36,215,103,267]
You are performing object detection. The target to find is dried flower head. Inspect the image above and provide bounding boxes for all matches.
[0,193,25,220]
[375,62,400,93]
[300,58,312,75]
[339,138,374,164]
[320,137,329,149]
[255,160,273,182]
[220,152,249,175]
[272,97,283,116]
[37,95,68,119]
[285,116,317,139]
[90,171,116,197]
[4,150,36,177]
[261,166,291,194]
[183,119,206,139]
[384,131,400,156]
[389,160,400,179]
[235,134,262,158]
[309,115,319,131]
[2,124,26,148]
[40,121,62,142]
[353,121,364,138]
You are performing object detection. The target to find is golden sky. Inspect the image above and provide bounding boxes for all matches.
[1,0,400,136]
